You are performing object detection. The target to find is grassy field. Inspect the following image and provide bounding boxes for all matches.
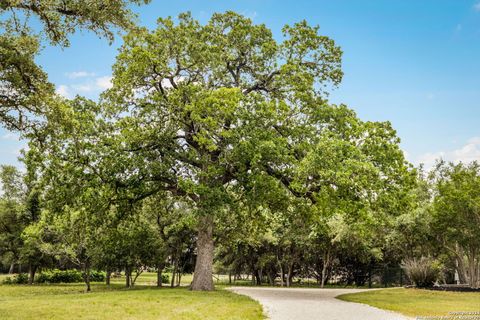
[337,288,480,317]
[0,277,264,320]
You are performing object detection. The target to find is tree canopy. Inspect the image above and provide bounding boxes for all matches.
[9,11,470,293]
[18,12,414,291]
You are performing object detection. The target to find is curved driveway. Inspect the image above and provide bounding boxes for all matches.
[229,287,412,320]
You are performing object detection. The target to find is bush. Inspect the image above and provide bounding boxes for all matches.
[36,269,83,283]
[35,269,104,284]
[88,270,105,282]
[402,257,441,288]
[2,276,12,284]
[162,274,169,284]
[2,273,28,284]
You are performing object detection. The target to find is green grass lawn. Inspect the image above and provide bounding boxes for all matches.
[337,288,480,317]
[0,281,264,320]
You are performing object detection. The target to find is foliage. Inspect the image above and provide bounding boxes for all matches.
[431,161,480,288]
[0,0,149,130]
[6,10,419,293]
[2,273,28,284]
[98,11,411,290]
[401,257,440,288]
[0,166,27,273]
[35,269,105,283]
[35,269,82,283]
[161,273,169,284]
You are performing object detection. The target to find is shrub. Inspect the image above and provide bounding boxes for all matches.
[88,270,105,282]
[2,273,28,284]
[36,269,83,283]
[35,269,106,283]
[2,276,12,284]
[162,274,169,284]
[402,257,441,288]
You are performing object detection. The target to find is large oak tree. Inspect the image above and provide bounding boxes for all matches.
[100,12,412,290]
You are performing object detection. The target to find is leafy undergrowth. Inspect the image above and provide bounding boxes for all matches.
[337,288,480,317]
[0,282,264,320]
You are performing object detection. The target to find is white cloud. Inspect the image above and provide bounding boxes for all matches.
[416,137,480,169]
[72,83,94,92]
[95,76,113,90]
[474,2,480,11]
[417,151,445,169]
[55,84,71,98]
[66,71,96,79]
[55,75,112,99]
[242,10,258,20]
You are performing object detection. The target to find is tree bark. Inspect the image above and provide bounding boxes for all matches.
[28,264,37,285]
[320,250,330,288]
[106,269,111,285]
[157,263,164,287]
[467,247,480,288]
[278,262,284,287]
[454,244,468,284]
[8,262,14,274]
[286,263,293,287]
[132,268,142,286]
[191,214,214,291]
[83,262,91,292]
[171,257,177,288]
[125,267,131,288]
[177,272,181,286]
[255,269,262,285]
[267,272,273,286]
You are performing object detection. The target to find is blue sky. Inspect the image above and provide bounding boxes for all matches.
[2,0,480,169]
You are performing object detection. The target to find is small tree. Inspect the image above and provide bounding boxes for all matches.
[431,161,480,288]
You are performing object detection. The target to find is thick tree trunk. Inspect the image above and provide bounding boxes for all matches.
[320,250,330,288]
[83,262,91,292]
[171,257,177,288]
[466,247,480,288]
[255,269,262,285]
[177,270,182,287]
[267,268,277,286]
[106,269,111,285]
[28,264,37,285]
[288,264,294,286]
[457,259,467,284]
[191,215,214,291]
[286,263,293,287]
[8,262,14,274]
[125,268,131,288]
[157,263,164,287]
[278,262,284,287]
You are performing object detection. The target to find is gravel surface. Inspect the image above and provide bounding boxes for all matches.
[229,287,412,320]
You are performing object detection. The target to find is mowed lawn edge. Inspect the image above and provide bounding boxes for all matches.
[336,288,480,317]
[0,282,265,320]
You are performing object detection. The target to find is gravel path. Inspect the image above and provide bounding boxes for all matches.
[229,287,412,320]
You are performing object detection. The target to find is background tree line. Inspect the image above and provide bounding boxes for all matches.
[0,3,479,291]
